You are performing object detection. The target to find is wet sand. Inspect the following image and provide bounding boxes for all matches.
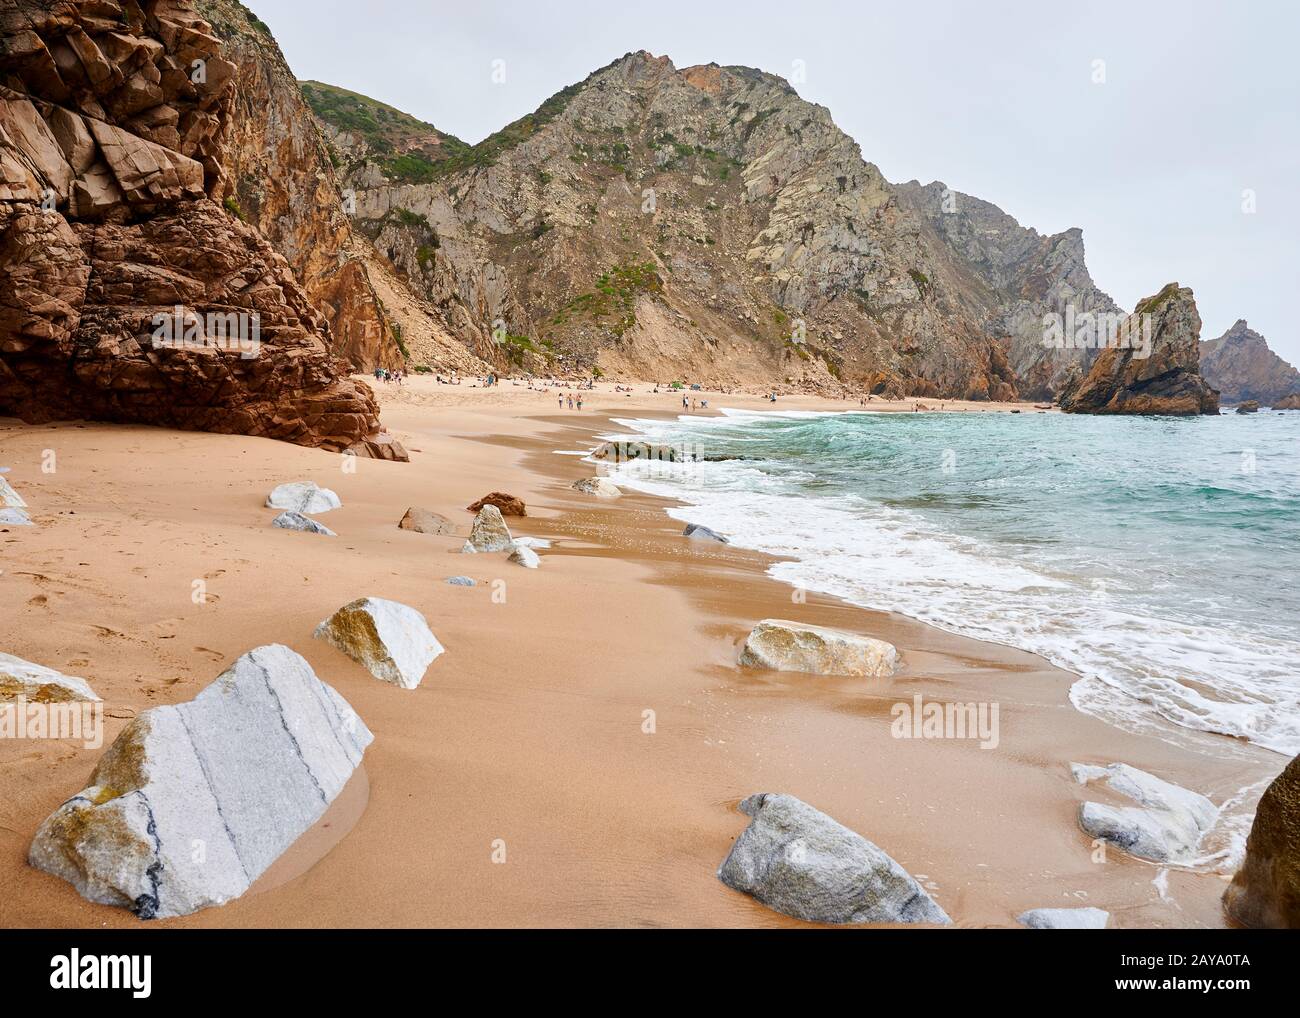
[0,379,1281,928]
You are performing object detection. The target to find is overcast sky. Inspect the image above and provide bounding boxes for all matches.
[253,0,1299,361]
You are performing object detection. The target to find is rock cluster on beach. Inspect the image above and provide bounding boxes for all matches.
[1073,762,1217,863]
[718,793,950,924]
[1223,751,1300,928]
[0,1,405,458]
[314,596,443,689]
[739,619,898,678]
[28,645,371,919]
[1057,284,1220,416]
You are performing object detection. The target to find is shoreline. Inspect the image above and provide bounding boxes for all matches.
[0,378,1281,927]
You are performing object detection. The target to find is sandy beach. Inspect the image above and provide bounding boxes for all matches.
[0,378,1281,928]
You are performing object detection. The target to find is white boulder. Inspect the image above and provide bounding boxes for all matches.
[508,544,540,569]
[314,596,443,689]
[266,481,341,515]
[571,476,622,498]
[1018,907,1110,929]
[738,619,899,677]
[28,645,371,919]
[271,510,336,536]
[1073,762,1218,863]
[0,652,98,702]
[718,793,950,924]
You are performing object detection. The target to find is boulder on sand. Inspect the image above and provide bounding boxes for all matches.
[684,522,728,543]
[313,597,443,689]
[462,504,513,553]
[571,477,622,498]
[1223,752,1300,928]
[466,492,526,516]
[0,476,32,525]
[738,619,899,677]
[717,792,950,924]
[0,652,98,702]
[398,507,455,535]
[271,511,336,536]
[1017,907,1109,929]
[508,543,540,569]
[1073,762,1217,863]
[28,645,371,919]
[266,481,341,515]
[446,576,476,587]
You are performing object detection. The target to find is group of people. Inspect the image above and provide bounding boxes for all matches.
[681,394,709,411]
[374,367,406,385]
[558,392,585,410]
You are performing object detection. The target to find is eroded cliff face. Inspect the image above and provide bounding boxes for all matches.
[0,0,404,458]
[1199,319,1300,406]
[314,53,1080,398]
[194,0,404,373]
[1058,283,1220,416]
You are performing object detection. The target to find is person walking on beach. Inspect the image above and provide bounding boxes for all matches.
[576,395,584,410]
[558,394,564,409]
[682,394,689,411]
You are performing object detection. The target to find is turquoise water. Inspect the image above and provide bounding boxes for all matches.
[599,408,1300,756]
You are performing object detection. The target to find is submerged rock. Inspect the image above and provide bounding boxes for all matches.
[717,793,950,924]
[739,619,898,677]
[0,652,98,703]
[684,523,729,543]
[28,645,371,919]
[1073,762,1217,863]
[271,510,336,536]
[466,492,526,516]
[266,481,341,515]
[398,507,456,535]
[1223,752,1300,928]
[462,504,513,553]
[1235,400,1260,414]
[1017,907,1109,929]
[571,476,622,498]
[314,596,443,689]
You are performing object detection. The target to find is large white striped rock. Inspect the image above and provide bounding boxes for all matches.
[0,476,27,508]
[718,793,950,924]
[314,597,443,689]
[265,481,340,515]
[0,652,98,702]
[738,620,898,677]
[28,645,371,919]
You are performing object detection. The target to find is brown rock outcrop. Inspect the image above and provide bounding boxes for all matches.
[1223,752,1300,928]
[0,0,404,459]
[1199,319,1300,406]
[1058,283,1219,416]
[194,0,401,372]
[466,492,526,517]
[1276,393,1300,410]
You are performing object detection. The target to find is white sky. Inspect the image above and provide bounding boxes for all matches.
[251,0,1300,360]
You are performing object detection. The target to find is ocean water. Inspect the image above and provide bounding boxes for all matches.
[596,408,1300,758]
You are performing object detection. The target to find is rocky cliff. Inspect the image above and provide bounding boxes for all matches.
[0,0,404,458]
[308,52,1131,398]
[1199,319,1300,406]
[1058,283,1220,415]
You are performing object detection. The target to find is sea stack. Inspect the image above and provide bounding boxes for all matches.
[1058,283,1220,415]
